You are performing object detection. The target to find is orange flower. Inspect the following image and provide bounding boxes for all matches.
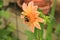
[21,1,44,32]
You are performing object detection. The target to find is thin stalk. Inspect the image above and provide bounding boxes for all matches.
[34,23,44,40]
[46,0,56,40]
[46,22,54,40]
[16,14,19,40]
[39,23,44,40]
[50,0,56,17]
[15,2,19,40]
[4,18,8,29]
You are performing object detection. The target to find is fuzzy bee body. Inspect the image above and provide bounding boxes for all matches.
[24,16,29,22]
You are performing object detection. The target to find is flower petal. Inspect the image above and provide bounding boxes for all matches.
[38,17,44,23]
[33,6,38,11]
[20,15,24,18]
[22,3,27,12]
[28,1,34,11]
[34,22,41,30]
[28,24,35,32]
[35,11,40,16]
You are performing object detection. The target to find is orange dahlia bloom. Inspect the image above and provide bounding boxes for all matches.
[21,1,44,32]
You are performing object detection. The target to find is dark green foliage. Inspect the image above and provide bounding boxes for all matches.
[0,0,3,8]
[0,23,17,40]
[0,0,18,40]
[55,24,60,40]
[55,24,60,36]
[46,0,56,40]
[25,31,34,40]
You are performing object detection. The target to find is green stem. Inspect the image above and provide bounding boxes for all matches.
[46,22,53,40]
[46,0,56,40]
[34,23,44,40]
[50,0,56,16]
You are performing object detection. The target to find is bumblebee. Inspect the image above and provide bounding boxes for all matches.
[24,16,29,22]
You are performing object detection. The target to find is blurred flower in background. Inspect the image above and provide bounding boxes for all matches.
[17,0,54,14]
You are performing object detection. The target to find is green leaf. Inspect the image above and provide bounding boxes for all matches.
[25,31,34,40]
[0,0,3,8]
[6,36,12,40]
[38,10,51,24]
[37,8,43,12]
[34,23,44,40]
[55,23,60,36]
[34,28,39,40]
[0,10,3,18]
[0,28,17,40]
[0,20,2,25]
[1,10,10,19]
[7,23,15,32]
[39,11,45,18]
[0,29,10,36]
